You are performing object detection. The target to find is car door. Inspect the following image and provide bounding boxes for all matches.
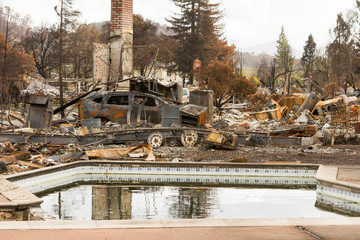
[132,93,162,124]
[79,93,104,120]
[102,92,130,124]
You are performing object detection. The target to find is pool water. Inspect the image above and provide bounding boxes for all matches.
[39,185,343,221]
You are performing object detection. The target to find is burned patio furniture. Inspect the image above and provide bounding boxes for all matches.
[204,132,238,150]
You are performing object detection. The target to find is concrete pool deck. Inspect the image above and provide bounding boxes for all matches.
[0,176,43,221]
[1,218,360,240]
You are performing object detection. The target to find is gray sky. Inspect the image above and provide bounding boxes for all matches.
[2,0,357,53]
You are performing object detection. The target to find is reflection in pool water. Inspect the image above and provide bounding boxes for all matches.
[40,185,343,221]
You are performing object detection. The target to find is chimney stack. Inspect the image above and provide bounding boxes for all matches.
[110,0,133,90]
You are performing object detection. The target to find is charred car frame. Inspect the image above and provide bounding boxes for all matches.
[79,91,207,128]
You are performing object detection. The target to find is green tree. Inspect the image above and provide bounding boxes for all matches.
[301,34,316,79]
[167,0,227,85]
[55,0,80,117]
[275,26,294,95]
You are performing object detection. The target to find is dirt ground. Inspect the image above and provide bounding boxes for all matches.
[1,135,359,177]
[159,144,360,166]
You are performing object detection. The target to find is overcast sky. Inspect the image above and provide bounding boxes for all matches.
[2,0,357,54]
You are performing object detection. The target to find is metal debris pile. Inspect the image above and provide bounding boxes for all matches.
[0,141,159,174]
[215,93,360,145]
[0,77,360,175]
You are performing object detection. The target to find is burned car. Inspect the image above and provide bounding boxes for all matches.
[79,91,169,124]
[79,91,207,127]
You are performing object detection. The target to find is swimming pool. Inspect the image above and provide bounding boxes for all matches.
[39,185,343,220]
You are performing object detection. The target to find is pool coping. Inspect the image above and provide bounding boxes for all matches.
[316,165,360,191]
[5,161,319,182]
[316,165,360,216]
[5,161,320,196]
[0,176,43,210]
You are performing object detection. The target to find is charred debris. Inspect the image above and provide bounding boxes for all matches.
[0,76,360,174]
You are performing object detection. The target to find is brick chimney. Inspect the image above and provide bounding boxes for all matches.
[110,0,133,90]
[111,0,133,33]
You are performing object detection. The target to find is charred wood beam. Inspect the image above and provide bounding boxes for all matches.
[0,152,32,165]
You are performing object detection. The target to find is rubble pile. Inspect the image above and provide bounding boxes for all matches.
[0,76,360,175]
[215,93,360,146]
[0,141,160,175]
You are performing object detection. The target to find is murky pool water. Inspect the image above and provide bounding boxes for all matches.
[39,185,343,220]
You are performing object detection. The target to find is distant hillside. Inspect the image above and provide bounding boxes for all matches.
[89,21,107,30]
[240,51,302,76]
[242,42,277,56]
[242,41,302,58]
[154,23,174,36]
[242,52,273,68]
[238,52,273,76]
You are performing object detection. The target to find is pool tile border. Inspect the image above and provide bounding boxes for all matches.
[5,161,318,194]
